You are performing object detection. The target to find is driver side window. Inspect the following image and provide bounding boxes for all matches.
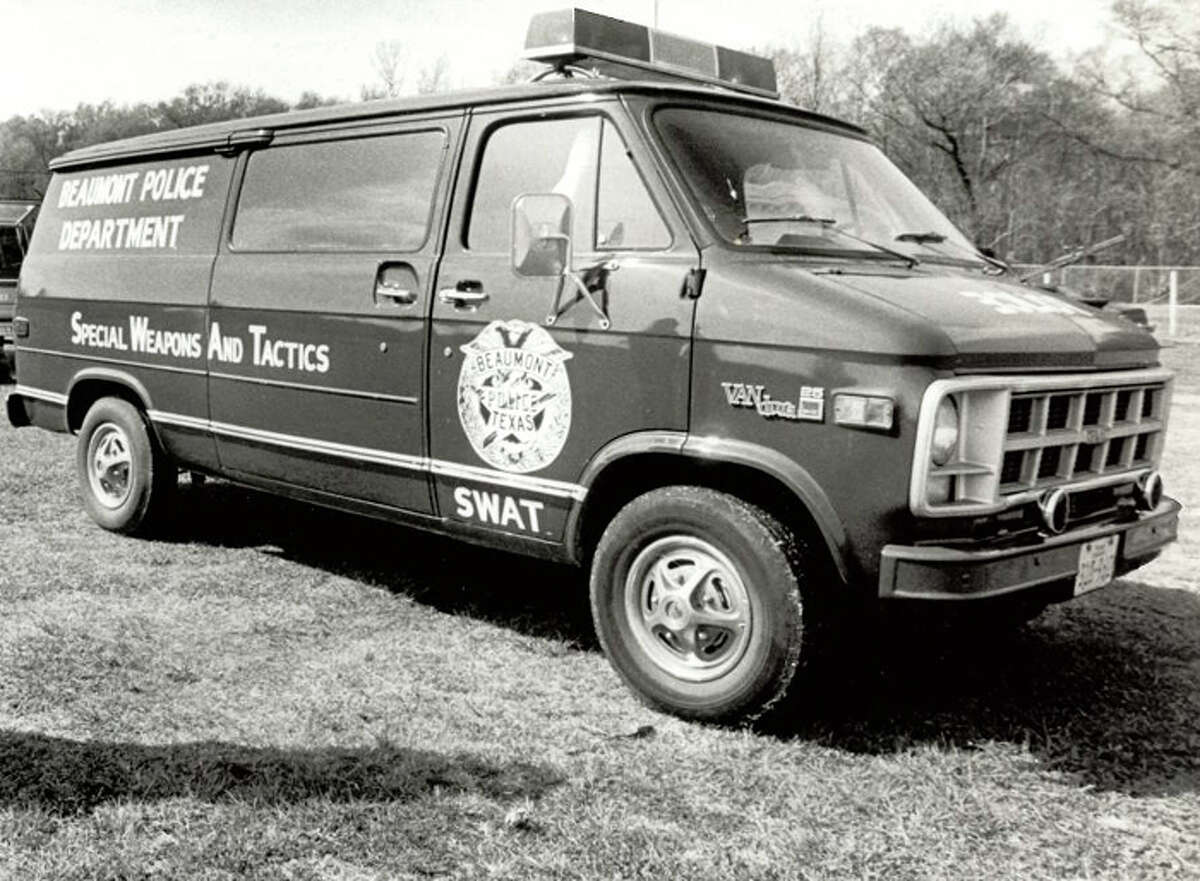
[467,115,669,253]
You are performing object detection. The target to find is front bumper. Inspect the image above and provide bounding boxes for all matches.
[879,497,1180,600]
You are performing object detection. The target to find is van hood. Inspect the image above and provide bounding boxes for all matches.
[807,267,1159,370]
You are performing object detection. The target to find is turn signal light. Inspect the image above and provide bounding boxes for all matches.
[833,394,895,431]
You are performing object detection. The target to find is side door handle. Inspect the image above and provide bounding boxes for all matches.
[375,279,417,305]
[374,262,419,307]
[438,281,490,308]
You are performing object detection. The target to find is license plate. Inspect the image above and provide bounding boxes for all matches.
[1074,534,1119,596]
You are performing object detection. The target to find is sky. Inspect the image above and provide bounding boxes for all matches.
[0,0,1127,119]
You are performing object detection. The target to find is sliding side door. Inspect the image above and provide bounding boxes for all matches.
[208,114,461,514]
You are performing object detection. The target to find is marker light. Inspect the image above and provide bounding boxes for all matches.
[833,394,895,431]
[524,8,779,98]
[930,397,959,466]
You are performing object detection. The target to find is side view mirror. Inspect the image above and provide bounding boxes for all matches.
[511,191,612,331]
[512,193,573,278]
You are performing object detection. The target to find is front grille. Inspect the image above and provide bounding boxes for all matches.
[1001,381,1165,494]
[1001,450,1023,484]
[1134,433,1149,460]
[1114,389,1133,422]
[1037,446,1062,478]
[1075,443,1097,473]
[915,368,1172,518]
[1046,395,1071,430]
[1008,398,1033,434]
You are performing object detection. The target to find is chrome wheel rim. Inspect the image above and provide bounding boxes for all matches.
[87,423,133,509]
[623,535,753,683]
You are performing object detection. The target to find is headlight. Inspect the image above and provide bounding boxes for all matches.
[930,397,959,466]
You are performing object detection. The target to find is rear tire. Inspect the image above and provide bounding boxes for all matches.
[76,397,175,535]
[589,486,816,724]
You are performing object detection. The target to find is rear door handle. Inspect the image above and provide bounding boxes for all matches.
[374,261,419,307]
[375,280,417,305]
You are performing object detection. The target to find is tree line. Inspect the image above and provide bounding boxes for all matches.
[769,0,1198,265]
[1,0,1195,266]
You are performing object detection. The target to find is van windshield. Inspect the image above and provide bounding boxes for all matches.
[653,107,979,263]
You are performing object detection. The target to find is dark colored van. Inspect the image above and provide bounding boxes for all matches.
[0,200,38,377]
[5,10,1180,723]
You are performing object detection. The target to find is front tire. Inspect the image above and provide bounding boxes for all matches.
[76,397,175,535]
[589,486,813,724]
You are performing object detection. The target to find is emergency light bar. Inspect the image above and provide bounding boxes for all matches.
[524,8,779,99]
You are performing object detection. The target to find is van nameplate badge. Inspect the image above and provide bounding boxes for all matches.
[458,320,573,473]
[721,382,824,422]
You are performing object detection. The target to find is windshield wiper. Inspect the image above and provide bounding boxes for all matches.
[896,230,1009,274]
[743,214,837,226]
[895,231,945,244]
[741,215,919,268]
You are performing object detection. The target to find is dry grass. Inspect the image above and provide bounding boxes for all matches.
[0,338,1197,879]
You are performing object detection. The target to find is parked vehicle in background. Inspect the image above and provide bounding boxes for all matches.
[0,200,38,379]
[3,9,1181,723]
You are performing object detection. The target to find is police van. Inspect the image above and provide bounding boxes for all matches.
[5,9,1180,723]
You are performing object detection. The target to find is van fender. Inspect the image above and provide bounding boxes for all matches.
[570,431,851,582]
[681,436,851,582]
[66,367,155,432]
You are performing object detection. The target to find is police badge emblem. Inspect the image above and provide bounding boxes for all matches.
[457,320,573,473]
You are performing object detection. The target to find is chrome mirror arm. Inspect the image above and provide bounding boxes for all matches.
[544,260,617,330]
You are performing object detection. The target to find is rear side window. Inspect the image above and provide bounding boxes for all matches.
[34,161,229,258]
[468,116,669,253]
[233,130,444,252]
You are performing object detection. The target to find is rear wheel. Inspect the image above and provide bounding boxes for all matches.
[76,397,175,535]
[589,486,818,724]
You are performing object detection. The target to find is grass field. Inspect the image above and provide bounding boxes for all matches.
[1,340,1198,879]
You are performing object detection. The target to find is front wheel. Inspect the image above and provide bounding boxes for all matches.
[589,486,815,724]
[76,397,175,535]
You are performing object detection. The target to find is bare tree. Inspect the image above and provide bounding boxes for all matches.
[496,60,541,85]
[363,40,408,100]
[845,16,1062,243]
[417,55,452,95]
[1112,0,1199,121]
[768,15,844,114]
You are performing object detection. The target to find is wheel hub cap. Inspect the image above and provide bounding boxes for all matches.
[624,535,753,683]
[87,423,133,509]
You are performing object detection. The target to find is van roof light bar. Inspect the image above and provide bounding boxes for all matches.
[524,8,779,99]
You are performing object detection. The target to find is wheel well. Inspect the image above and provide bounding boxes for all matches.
[67,380,148,434]
[576,453,843,580]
